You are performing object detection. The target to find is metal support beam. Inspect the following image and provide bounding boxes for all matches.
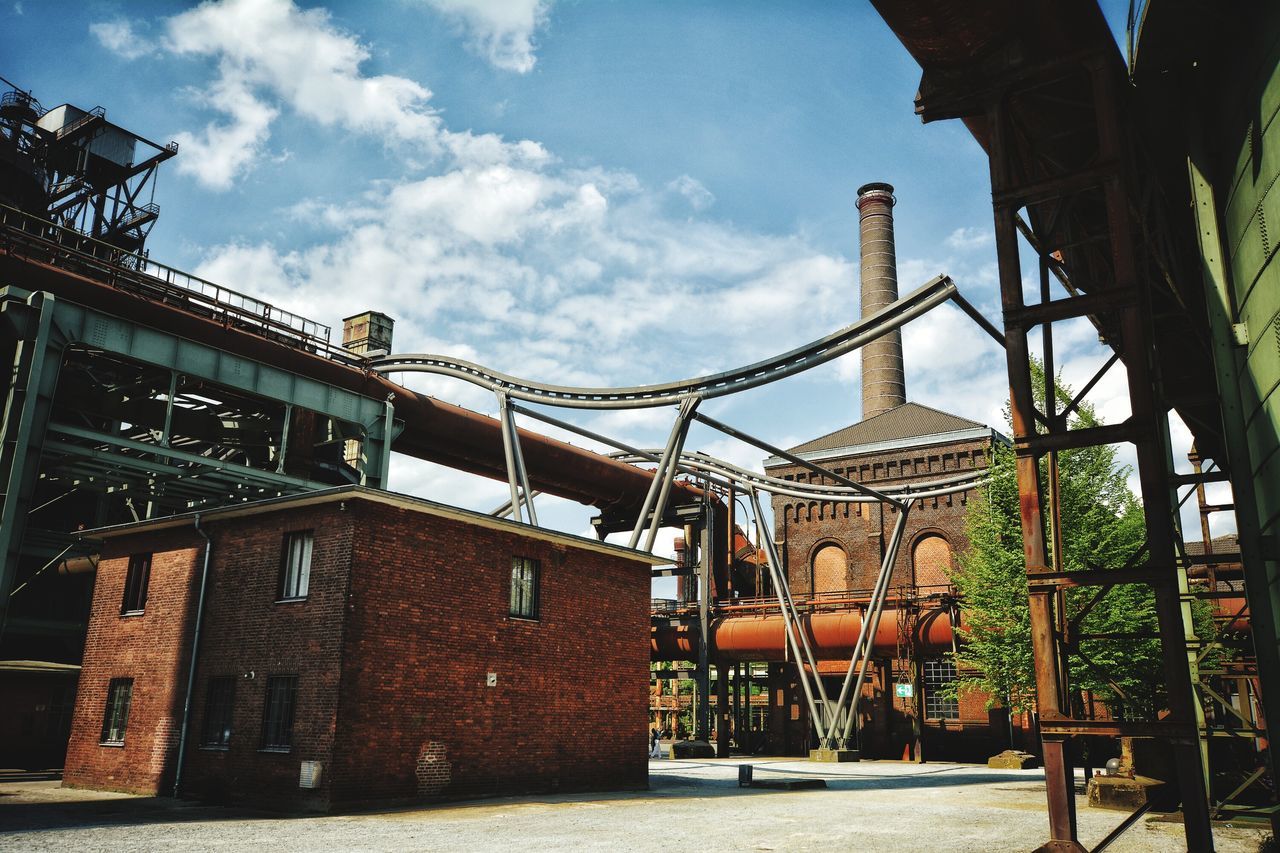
[46,423,329,493]
[978,58,1214,851]
[697,500,713,742]
[835,505,911,748]
[0,291,66,626]
[628,397,699,551]
[748,488,836,744]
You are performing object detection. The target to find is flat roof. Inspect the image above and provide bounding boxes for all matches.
[0,660,81,674]
[79,485,665,566]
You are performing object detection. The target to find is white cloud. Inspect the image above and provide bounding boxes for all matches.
[152,0,1021,529]
[172,77,279,191]
[90,18,156,60]
[419,0,551,73]
[944,226,993,251]
[162,0,548,189]
[667,174,715,211]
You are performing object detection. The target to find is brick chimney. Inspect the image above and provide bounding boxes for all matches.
[857,182,906,420]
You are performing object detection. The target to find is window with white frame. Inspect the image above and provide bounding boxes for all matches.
[278,531,313,601]
[923,658,960,720]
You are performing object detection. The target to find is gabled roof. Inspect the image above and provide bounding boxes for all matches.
[786,402,987,455]
[1185,535,1240,556]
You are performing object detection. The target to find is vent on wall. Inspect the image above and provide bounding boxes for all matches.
[299,760,323,789]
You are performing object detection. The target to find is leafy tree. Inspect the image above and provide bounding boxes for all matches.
[949,362,1219,718]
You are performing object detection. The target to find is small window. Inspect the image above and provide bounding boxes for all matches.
[200,677,236,750]
[923,659,960,720]
[278,531,313,601]
[509,556,540,619]
[121,553,151,614]
[261,675,298,751]
[100,678,133,744]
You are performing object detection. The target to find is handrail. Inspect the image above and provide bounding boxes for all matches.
[0,204,333,347]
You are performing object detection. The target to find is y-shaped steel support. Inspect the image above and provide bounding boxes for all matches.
[833,503,911,749]
[496,391,538,526]
[628,396,699,551]
[748,487,835,744]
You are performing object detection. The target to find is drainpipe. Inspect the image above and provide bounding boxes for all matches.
[172,514,213,798]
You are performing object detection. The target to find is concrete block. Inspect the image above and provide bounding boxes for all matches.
[809,748,859,763]
[987,749,1039,769]
[672,740,716,759]
[1086,775,1165,811]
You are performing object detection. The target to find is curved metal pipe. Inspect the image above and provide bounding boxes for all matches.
[613,450,988,504]
[372,275,956,409]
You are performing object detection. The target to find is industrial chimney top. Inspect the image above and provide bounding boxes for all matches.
[856,182,896,208]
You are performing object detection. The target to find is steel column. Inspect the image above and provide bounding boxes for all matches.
[0,290,65,625]
[985,94,1082,852]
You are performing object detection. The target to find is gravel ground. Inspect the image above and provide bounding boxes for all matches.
[0,761,1268,852]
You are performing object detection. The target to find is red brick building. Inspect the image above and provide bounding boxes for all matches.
[62,487,658,809]
[763,402,1016,760]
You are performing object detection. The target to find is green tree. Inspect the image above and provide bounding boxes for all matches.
[950,362,1219,718]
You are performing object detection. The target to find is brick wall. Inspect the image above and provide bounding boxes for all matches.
[63,535,202,794]
[64,493,652,809]
[768,436,990,594]
[330,501,651,805]
[760,436,1001,760]
[180,503,354,809]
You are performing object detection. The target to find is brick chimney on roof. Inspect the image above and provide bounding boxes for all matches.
[857,181,906,420]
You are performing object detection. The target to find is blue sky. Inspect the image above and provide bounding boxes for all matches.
[4,1,1219,554]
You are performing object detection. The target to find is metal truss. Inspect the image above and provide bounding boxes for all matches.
[0,285,400,627]
[949,50,1215,852]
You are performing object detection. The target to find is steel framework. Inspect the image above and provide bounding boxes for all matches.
[915,46,1215,853]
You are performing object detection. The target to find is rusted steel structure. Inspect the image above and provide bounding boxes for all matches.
[871,1,1269,849]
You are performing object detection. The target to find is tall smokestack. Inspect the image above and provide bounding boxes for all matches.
[857,181,906,420]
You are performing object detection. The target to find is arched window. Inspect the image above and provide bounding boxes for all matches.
[912,535,953,588]
[812,544,847,594]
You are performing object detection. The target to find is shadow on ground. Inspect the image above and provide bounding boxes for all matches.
[0,762,1044,835]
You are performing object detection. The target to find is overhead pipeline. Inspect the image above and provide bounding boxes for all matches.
[652,606,957,662]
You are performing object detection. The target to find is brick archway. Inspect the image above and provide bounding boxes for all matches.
[911,534,953,589]
[812,543,847,593]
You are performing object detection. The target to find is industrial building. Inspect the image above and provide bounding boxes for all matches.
[62,488,658,806]
[3,1,1280,850]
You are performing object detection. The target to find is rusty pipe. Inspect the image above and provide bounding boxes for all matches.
[652,607,956,662]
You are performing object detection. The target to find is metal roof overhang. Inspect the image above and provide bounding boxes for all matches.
[871,0,1226,462]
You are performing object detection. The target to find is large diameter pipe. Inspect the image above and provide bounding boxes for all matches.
[652,607,956,662]
[857,182,906,419]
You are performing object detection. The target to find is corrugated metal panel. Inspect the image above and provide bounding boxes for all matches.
[1222,15,1280,533]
